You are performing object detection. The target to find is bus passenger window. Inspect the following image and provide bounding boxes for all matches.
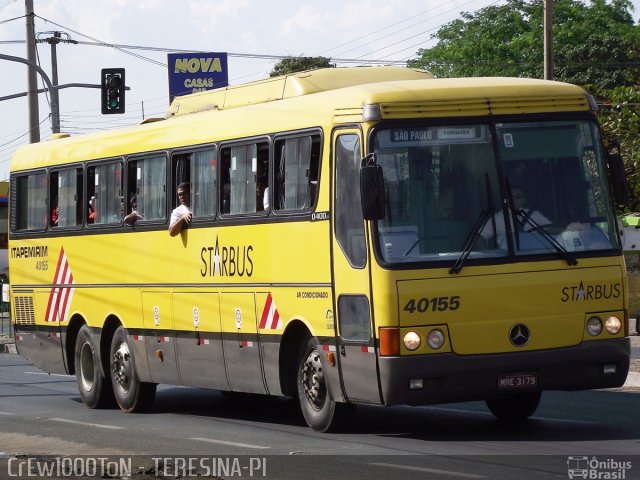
[12,172,48,231]
[87,161,123,225]
[50,168,83,228]
[127,155,167,222]
[190,149,217,218]
[220,141,268,215]
[274,134,320,212]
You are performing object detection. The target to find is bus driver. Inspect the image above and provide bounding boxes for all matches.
[481,187,551,246]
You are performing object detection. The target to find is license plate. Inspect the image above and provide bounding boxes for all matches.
[498,372,538,390]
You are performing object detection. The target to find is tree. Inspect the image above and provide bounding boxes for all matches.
[408,0,640,93]
[408,0,640,210]
[600,86,640,210]
[270,56,333,77]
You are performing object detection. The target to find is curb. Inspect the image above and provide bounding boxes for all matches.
[624,372,640,388]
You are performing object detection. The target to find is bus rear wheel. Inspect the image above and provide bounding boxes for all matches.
[485,391,541,421]
[74,324,114,408]
[297,337,354,432]
[110,326,156,413]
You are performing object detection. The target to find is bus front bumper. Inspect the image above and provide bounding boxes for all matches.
[378,337,630,406]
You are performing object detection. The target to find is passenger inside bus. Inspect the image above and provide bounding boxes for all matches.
[50,196,59,227]
[257,160,269,210]
[481,187,551,247]
[169,182,192,236]
[124,195,143,225]
[222,183,230,214]
[87,196,96,224]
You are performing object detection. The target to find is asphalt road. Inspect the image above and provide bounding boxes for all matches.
[0,354,638,480]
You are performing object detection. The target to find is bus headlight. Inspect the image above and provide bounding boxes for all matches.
[605,315,622,335]
[586,316,603,336]
[403,331,421,351]
[427,329,445,349]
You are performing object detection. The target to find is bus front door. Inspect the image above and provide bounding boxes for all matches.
[331,131,381,404]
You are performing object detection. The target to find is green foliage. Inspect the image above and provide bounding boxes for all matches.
[270,56,333,77]
[409,0,640,90]
[600,87,640,210]
[408,0,640,210]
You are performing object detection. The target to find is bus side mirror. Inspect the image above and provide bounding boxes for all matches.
[605,140,631,207]
[360,157,385,221]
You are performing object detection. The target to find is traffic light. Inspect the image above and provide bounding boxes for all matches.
[101,68,125,114]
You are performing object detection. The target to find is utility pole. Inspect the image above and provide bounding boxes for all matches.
[544,0,553,80]
[46,32,60,134]
[36,32,78,134]
[25,0,40,142]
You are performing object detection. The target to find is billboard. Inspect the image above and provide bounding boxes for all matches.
[167,52,228,103]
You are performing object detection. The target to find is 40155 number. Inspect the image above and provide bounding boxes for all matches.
[403,296,460,314]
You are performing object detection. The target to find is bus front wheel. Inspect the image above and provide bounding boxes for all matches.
[485,391,541,421]
[109,326,156,413]
[297,337,354,432]
[74,324,114,408]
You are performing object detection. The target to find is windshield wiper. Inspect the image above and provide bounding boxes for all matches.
[450,175,495,274]
[516,212,578,266]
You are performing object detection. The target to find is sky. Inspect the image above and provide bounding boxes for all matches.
[1,0,640,182]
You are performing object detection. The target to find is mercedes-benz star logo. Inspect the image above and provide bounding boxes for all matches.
[509,324,530,347]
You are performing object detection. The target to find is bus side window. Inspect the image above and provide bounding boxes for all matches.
[274,134,320,212]
[190,148,217,218]
[12,171,48,231]
[128,155,167,222]
[50,172,59,227]
[220,141,268,215]
[171,153,191,211]
[87,161,123,225]
[50,167,83,228]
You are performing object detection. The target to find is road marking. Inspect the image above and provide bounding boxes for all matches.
[50,418,123,430]
[0,412,15,416]
[189,437,270,450]
[24,371,73,378]
[426,406,594,425]
[369,462,487,478]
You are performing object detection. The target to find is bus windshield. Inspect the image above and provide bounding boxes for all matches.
[373,120,620,264]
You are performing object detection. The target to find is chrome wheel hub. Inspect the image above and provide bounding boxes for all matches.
[112,342,131,393]
[302,350,325,410]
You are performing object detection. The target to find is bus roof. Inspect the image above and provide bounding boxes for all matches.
[10,67,591,172]
[167,66,433,116]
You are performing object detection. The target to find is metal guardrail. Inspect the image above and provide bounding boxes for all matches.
[0,308,12,338]
[0,278,11,338]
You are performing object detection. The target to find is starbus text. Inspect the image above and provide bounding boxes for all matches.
[200,237,254,277]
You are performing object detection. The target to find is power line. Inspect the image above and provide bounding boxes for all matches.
[2,37,406,66]
[327,0,493,60]
[0,13,22,24]
[34,14,166,68]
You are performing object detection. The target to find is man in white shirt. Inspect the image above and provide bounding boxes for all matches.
[481,187,551,247]
[168,182,192,237]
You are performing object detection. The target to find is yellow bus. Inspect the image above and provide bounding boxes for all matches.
[9,67,631,431]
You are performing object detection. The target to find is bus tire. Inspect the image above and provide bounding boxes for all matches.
[485,391,541,421]
[110,326,156,413]
[297,337,354,432]
[74,324,114,409]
